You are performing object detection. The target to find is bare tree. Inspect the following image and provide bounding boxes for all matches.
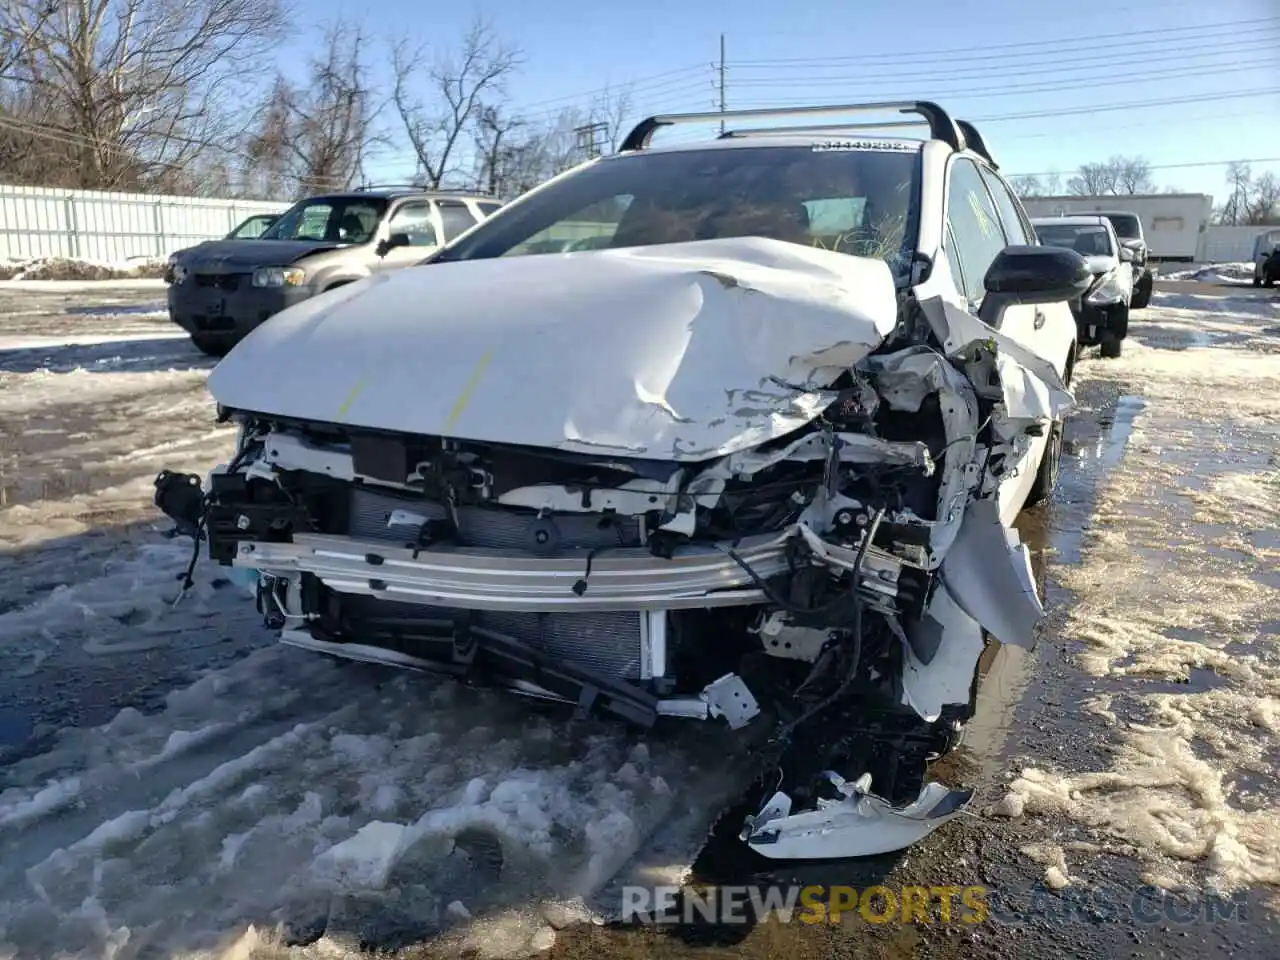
[1067,161,1117,196]
[1219,161,1252,225]
[1010,174,1043,198]
[1245,170,1280,225]
[1067,155,1157,197]
[1115,156,1155,194]
[587,83,633,153]
[0,0,288,190]
[392,17,522,188]
[243,21,381,199]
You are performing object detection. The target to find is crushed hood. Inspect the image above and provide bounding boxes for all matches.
[207,237,900,461]
[179,239,343,271]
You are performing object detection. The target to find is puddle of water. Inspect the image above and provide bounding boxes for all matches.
[1083,394,1145,469]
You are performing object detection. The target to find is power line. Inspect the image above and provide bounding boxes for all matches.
[729,63,1255,107]
[509,65,709,114]
[727,16,1280,68]
[725,34,1280,87]
[1007,157,1280,178]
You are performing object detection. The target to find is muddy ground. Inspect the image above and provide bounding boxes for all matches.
[0,280,1276,959]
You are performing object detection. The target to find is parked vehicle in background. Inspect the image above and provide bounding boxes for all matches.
[1253,227,1280,287]
[1020,193,1211,262]
[1090,210,1153,308]
[154,100,1092,862]
[1032,215,1134,358]
[164,187,501,356]
[225,213,280,240]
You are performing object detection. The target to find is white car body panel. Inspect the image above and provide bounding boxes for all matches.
[209,237,899,462]
[168,124,1090,866]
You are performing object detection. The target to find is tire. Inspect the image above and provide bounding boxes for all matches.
[1110,303,1130,340]
[1099,330,1122,359]
[191,333,230,357]
[1023,416,1063,508]
[1131,273,1153,309]
[1254,275,1263,288]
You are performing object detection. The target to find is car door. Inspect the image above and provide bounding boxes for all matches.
[943,156,1054,522]
[975,163,1077,383]
[375,200,441,273]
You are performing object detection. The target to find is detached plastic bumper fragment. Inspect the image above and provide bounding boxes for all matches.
[742,772,973,859]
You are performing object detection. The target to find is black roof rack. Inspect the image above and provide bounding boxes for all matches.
[717,119,926,139]
[620,101,965,153]
[349,183,495,196]
[955,120,997,169]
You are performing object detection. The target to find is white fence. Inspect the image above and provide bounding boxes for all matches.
[0,184,290,264]
[1197,225,1275,264]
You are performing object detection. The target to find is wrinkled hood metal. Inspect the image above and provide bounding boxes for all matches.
[208,237,900,461]
[179,239,344,271]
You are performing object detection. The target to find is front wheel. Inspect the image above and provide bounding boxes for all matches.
[1023,417,1063,507]
[1099,330,1123,359]
[1131,273,1154,309]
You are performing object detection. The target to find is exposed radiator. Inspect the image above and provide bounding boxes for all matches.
[341,487,648,679]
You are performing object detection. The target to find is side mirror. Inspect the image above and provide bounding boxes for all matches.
[376,233,411,257]
[1118,246,1134,263]
[979,244,1092,330]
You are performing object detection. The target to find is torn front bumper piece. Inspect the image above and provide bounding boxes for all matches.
[742,773,973,859]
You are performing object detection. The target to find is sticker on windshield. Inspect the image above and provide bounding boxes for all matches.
[811,139,918,152]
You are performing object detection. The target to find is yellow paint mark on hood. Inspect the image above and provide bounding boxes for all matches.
[444,348,495,432]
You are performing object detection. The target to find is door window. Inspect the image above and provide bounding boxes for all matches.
[436,200,480,242]
[945,157,1008,303]
[977,165,1035,245]
[387,202,439,246]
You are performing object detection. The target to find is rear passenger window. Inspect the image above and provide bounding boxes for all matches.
[437,200,479,242]
[945,157,1008,303]
[978,166,1034,245]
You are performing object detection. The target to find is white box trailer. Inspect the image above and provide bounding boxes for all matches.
[1020,194,1212,262]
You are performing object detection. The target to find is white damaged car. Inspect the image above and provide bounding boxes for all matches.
[154,101,1091,861]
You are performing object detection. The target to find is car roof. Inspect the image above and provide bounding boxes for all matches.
[305,190,494,202]
[1031,215,1110,227]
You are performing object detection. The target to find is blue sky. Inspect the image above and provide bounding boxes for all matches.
[296,0,1279,202]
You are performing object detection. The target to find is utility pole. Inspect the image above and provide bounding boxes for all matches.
[718,33,727,134]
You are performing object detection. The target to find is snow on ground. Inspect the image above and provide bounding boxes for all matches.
[2,284,1278,958]
[997,286,1280,894]
[0,255,167,284]
[1159,261,1256,284]
[0,301,759,959]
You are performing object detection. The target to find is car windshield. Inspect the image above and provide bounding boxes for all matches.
[227,215,278,239]
[435,145,922,280]
[1103,214,1141,239]
[1036,223,1114,256]
[259,197,387,244]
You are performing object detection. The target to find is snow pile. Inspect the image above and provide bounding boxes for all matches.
[994,294,1280,894]
[0,641,748,958]
[0,255,167,282]
[1159,261,1255,284]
